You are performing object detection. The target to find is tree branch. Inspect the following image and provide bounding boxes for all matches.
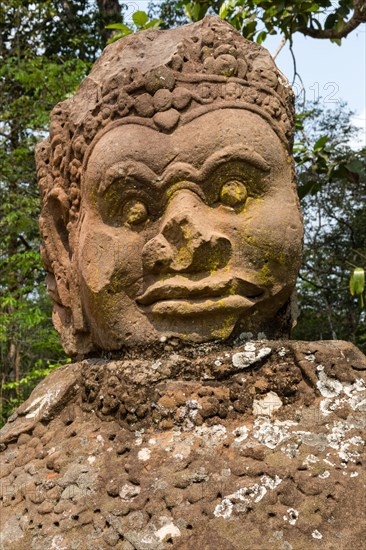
[272,36,286,60]
[299,0,366,39]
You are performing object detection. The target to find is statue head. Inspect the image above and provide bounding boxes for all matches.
[36,16,303,356]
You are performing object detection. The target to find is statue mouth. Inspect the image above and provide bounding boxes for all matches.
[136,275,265,315]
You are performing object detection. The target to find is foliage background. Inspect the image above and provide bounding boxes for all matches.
[0,0,365,426]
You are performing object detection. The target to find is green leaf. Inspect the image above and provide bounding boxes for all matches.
[132,10,149,27]
[219,0,235,19]
[256,31,267,44]
[243,20,257,38]
[350,268,365,297]
[324,13,337,30]
[191,3,208,21]
[105,23,132,32]
[184,3,193,21]
[304,3,320,13]
[297,180,317,199]
[346,159,364,175]
[144,19,162,30]
[107,30,132,44]
[313,135,328,151]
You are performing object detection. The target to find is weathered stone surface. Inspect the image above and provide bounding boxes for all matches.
[1,340,365,549]
[35,16,302,356]
[0,363,81,445]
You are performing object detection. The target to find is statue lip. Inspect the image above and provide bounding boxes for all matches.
[136,275,264,307]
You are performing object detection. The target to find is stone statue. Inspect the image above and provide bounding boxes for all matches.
[36,16,303,356]
[1,17,365,550]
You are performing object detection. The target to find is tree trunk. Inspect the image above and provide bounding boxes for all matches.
[97,0,123,47]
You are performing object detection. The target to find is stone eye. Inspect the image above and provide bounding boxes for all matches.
[123,200,148,225]
[220,181,247,208]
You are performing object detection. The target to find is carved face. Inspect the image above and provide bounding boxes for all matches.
[78,109,302,349]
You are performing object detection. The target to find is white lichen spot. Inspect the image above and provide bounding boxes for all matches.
[138,448,151,461]
[214,498,233,519]
[214,475,282,519]
[317,369,366,415]
[50,535,68,550]
[350,471,359,477]
[305,354,316,362]
[326,421,364,463]
[312,530,323,540]
[155,522,181,542]
[245,342,256,352]
[254,485,267,503]
[87,456,96,465]
[303,454,319,467]
[320,398,338,415]
[283,508,299,525]
[317,370,343,398]
[261,475,282,490]
[281,443,300,458]
[232,426,249,443]
[232,345,271,369]
[253,418,295,449]
[194,424,227,447]
[278,347,287,357]
[319,470,330,479]
[237,332,254,342]
[179,400,202,427]
[135,429,144,446]
[25,388,61,419]
[253,392,282,416]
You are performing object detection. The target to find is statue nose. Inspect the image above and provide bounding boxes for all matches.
[142,189,232,274]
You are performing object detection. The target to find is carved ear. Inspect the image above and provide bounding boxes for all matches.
[47,187,70,256]
[39,187,92,355]
[41,187,72,308]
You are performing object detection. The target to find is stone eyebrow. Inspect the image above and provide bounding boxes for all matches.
[158,145,270,189]
[98,161,159,194]
[98,146,269,195]
[200,146,271,178]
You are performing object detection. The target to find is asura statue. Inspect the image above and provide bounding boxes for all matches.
[36,16,303,356]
